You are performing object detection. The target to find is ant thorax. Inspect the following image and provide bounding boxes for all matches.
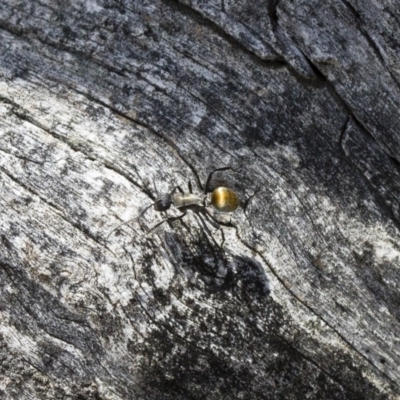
[172,193,205,208]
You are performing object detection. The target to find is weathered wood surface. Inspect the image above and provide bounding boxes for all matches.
[0,0,400,398]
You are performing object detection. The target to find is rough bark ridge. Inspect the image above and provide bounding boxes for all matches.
[0,0,400,399]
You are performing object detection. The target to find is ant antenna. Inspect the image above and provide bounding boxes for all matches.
[106,202,155,240]
[107,178,161,241]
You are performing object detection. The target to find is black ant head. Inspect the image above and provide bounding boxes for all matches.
[154,193,172,212]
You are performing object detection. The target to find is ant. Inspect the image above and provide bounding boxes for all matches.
[107,167,239,238]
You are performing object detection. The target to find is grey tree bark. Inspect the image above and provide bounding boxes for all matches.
[0,0,400,399]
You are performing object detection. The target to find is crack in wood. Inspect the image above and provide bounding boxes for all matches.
[0,260,99,357]
[338,115,351,150]
[0,0,399,396]
[229,222,400,389]
[0,146,45,166]
[163,0,281,61]
[62,83,205,195]
[0,166,117,258]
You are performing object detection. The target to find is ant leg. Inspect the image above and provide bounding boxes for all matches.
[148,211,187,233]
[195,211,224,249]
[171,185,184,195]
[201,207,227,247]
[154,179,184,195]
[106,202,156,240]
[188,180,193,193]
[200,207,219,229]
[204,166,234,194]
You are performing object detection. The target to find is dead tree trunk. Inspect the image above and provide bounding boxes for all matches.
[0,0,400,399]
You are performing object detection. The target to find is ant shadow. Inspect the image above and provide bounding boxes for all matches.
[163,230,270,302]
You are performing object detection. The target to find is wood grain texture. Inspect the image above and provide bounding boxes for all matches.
[0,0,400,398]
